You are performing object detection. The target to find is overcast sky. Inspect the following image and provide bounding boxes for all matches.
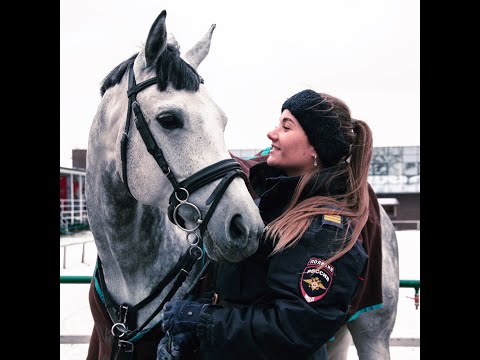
[60,0,419,168]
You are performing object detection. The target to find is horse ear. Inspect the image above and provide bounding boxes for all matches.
[142,10,168,68]
[183,24,216,69]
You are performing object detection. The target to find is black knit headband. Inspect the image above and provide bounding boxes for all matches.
[281,89,350,167]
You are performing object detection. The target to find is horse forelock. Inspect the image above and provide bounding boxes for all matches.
[155,44,202,91]
[100,53,137,97]
[99,44,202,97]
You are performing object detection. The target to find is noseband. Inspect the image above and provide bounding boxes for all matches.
[120,62,247,242]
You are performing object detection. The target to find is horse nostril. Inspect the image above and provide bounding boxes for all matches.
[229,214,246,240]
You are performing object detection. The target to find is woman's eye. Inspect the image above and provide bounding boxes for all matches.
[157,115,183,130]
[282,126,290,131]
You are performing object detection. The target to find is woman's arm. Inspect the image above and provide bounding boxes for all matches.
[197,226,368,359]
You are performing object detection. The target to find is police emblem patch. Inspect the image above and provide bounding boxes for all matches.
[300,257,334,303]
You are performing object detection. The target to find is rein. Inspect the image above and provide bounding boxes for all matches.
[96,62,247,359]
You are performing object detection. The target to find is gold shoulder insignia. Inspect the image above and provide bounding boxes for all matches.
[322,214,343,229]
[323,214,341,224]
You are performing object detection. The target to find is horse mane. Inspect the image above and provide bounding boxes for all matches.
[100,44,202,97]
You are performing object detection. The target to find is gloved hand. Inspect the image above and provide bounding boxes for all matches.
[159,300,207,335]
[156,331,199,360]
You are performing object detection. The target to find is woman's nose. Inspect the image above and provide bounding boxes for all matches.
[267,127,278,141]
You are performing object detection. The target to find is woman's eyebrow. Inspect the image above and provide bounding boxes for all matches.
[281,118,296,126]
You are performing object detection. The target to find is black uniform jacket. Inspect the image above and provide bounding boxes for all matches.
[196,162,368,360]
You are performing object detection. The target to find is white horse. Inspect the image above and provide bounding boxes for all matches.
[85,10,263,359]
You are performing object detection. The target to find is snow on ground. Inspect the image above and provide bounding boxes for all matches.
[60,230,420,360]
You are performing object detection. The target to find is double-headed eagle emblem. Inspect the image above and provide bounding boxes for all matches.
[303,276,326,291]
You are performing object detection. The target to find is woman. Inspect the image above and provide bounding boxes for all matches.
[157,89,372,360]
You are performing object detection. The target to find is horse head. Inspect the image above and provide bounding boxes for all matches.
[87,10,263,266]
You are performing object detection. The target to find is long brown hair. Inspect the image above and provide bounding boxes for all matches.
[265,93,372,268]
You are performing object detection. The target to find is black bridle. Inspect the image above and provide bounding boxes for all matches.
[121,62,247,235]
[96,62,248,359]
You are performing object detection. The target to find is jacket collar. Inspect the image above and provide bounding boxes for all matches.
[249,161,348,224]
[249,162,300,223]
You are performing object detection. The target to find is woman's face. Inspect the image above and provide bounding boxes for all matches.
[266,109,316,176]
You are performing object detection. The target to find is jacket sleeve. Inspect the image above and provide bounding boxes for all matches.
[196,224,368,359]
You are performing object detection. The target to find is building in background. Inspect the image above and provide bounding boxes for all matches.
[60,146,420,231]
[368,146,420,230]
[60,150,88,233]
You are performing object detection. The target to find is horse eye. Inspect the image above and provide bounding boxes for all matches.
[157,115,183,130]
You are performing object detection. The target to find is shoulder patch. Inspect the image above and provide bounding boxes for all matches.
[322,214,343,229]
[299,257,335,303]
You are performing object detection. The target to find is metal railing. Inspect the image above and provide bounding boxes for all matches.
[60,238,94,269]
[60,198,88,225]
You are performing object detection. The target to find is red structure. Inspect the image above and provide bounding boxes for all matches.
[60,166,87,231]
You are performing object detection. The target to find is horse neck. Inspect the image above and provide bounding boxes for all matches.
[89,168,196,315]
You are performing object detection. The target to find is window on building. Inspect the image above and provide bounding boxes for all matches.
[404,162,419,176]
[371,162,389,175]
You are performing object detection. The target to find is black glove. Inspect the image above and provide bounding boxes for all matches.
[159,300,207,335]
[156,331,199,360]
